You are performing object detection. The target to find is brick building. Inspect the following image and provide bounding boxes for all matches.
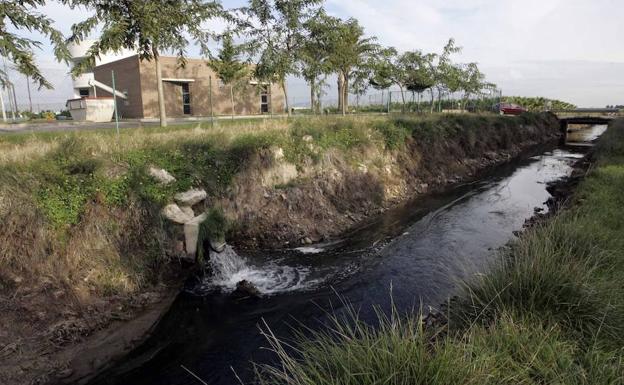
[89,55,285,119]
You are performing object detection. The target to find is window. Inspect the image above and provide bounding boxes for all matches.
[182,83,191,115]
[79,89,90,97]
[260,85,269,113]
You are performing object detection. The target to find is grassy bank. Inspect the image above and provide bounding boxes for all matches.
[0,112,560,384]
[255,119,624,384]
[0,112,557,296]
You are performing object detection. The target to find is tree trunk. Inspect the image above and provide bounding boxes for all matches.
[417,92,421,113]
[342,73,349,115]
[316,86,323,114]
[437,87,443,112]
[282,80,290,117]
[310,80,316,114]
[399,85,406,113]
[337,73,344,114]
[153,47,167,127]
[10,83,18,119]
[430,88,435,114]
[230,84,235,120]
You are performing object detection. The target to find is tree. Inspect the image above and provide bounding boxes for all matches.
[244,0,322,116]
[208,32,249,119]
[433,38,462,112]
[325,17,378,115]
[66,0,223,127]
[370,48,436,113]
[369,47,396,111]
[300,10,332,114]
[350,66,371,109]
[459,62,485,109]
[402,51,436,113]
[0,0,70,89]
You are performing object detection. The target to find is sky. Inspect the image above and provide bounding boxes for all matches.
[3,0,623,111]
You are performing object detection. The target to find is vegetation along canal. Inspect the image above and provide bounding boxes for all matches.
[88,125,606,385]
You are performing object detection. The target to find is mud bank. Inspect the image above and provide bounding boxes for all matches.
[0,113,561,385]
[225,113,562,249]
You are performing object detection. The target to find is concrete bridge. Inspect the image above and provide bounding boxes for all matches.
[553,108,619,133]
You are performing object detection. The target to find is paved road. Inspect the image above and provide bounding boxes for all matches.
[0,114,291,135]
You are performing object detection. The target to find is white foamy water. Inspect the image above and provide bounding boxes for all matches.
[205,245,318,295]
[294,246,325,254]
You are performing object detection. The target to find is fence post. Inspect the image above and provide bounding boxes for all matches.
[209,76,214,128]
[0,87,6,122]
[111,70,120,136]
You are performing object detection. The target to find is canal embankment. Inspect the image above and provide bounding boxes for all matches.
[0,113,561,385]
[256,118,624,385]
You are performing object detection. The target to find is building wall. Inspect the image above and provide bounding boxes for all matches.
[93,56,144,119]
[136,56,285,119]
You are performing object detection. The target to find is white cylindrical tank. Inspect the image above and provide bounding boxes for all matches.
[68,40,134,98]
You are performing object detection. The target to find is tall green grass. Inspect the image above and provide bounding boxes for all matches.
[254,119,624,385]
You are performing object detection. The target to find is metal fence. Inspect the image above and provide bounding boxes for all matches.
[293,88,503,114]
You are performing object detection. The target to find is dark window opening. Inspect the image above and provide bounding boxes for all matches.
[79,89,90,97]
[260,85,269,113]
[182,83,192,115]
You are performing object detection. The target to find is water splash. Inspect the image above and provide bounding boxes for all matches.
[201,245,317,295]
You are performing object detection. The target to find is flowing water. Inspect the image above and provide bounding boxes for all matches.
[88,125,606,385]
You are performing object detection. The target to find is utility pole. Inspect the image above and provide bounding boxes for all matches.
[0,87,6,122]
[26,74,33,113]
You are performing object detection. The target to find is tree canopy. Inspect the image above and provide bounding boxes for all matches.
[324,17,378,114]
[208,32,249,117]
[66,0,223,75]
[243,0,322,114]
[0,0,70,89]
[65,0,223,126]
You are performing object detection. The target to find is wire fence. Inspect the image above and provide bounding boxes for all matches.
[291,88,504,115]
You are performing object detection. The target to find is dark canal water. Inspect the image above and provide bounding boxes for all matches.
[87,125,606,385]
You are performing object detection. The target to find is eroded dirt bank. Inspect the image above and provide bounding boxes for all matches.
[0,113,561,385]
[225,113,563,249]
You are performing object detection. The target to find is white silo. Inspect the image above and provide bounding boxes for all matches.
[68,40,134,98]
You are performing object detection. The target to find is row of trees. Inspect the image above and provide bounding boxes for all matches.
[502,96,576,112]
[2,0,497,126]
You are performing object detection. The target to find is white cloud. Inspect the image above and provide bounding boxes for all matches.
[325,0,623,105]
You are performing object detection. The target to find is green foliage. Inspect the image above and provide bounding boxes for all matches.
[33,137,101,227]
[244,0,323,113]
[209,32,248,88]
[0,0,70,89]
[300,10,335,112]
[66,0,223,127]
[256,306,624,385]
[196,207,229,263]
[503,96,577,111]
[66,0,223,74]
[323,17,379,114]
[36,178,93,227]
[205,207,228,241]
[373,120,410,150]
